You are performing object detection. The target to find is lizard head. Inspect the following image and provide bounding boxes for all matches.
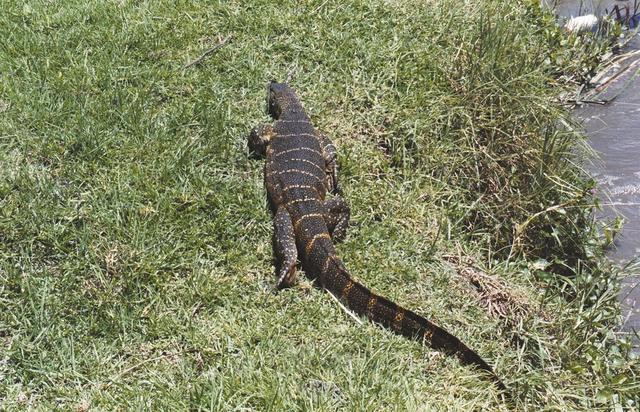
[267,81,301,119]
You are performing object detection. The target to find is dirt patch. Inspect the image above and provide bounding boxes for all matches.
[444,254,545,326]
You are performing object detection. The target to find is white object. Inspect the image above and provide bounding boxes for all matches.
[564,14,599,32]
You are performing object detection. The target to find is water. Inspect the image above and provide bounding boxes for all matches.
[544,0,640,24]
[580,38,640,263]
[578,39,640,340]
[546,0,640,343]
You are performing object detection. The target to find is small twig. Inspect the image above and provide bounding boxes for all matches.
[104,355,168,388]
[601,202,640,206]
[326,290,363,325]
[564,98,612,105]
[183,34,232,69]
[313,0,330,14]
[595,65,633,92]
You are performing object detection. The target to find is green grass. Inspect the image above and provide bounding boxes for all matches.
[0,0,638,410]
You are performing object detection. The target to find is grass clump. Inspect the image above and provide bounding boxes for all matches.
[0,0,637,410]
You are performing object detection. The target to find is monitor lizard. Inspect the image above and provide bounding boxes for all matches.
[248,81,506,392]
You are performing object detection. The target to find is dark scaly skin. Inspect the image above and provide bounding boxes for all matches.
[249,81,506,392]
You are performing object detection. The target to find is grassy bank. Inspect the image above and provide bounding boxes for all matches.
[1,0,637,410]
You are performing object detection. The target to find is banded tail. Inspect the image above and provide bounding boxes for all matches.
[306,233,506,391]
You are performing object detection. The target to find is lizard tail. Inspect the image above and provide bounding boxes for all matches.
[318,255,506,391]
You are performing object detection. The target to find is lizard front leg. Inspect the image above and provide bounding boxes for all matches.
[324,196,350,242]
[248,124,276,159]
[318,133,340,194]
[273,206,298,289]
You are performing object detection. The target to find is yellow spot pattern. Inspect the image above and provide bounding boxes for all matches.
[293,213,325,232]
[341,280,354,298]
[305,233,331,255]
[367,296,377,313]
[393,310,405,329]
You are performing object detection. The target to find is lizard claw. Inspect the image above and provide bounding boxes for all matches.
[248,125,274,159]
[276,264,297,290]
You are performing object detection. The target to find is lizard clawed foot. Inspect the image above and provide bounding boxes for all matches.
[275,264,297,290]
[248,124,275,159]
